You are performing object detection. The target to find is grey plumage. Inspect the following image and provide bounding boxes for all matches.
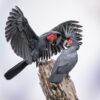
[4,6,82,80]
[49,38,82,84]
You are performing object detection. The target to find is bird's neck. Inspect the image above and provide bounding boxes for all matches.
[67,45,79,53]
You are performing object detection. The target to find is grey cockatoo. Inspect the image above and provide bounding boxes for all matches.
[49,35,82,84]
[4,6,82,80]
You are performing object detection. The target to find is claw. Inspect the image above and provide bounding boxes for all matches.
[38,60,48,66]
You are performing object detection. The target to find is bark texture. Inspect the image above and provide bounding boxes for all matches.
[38,59,78,100]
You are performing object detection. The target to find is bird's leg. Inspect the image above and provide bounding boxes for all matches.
[66,74,70,79]
[50,83,58,90]
[38,60,48,66]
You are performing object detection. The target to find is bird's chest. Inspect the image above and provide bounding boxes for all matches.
[37,39,47,52]
[61,51,78,64]
[67,52,78,64]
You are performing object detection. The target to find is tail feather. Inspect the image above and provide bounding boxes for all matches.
[4,60,28,80]
[49,73,64,84]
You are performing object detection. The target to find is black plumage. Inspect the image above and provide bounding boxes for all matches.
[49,38,82,84]
[4,6,82,80]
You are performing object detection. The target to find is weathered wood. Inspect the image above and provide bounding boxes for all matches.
[38,60,78,100]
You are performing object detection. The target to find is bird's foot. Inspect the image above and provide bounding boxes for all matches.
[38,60,48,66]
[66,74,70,79]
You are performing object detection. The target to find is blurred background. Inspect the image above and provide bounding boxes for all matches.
[0,0,100,100]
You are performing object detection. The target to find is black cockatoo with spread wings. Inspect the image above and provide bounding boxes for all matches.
[4,6,82,80]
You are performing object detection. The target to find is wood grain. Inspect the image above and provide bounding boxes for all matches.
[39,60,78,100]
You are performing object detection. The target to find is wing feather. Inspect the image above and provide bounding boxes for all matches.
[39,20,82,60]
[5,6,39,63]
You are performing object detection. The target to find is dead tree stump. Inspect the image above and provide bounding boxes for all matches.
[38,59,78,100]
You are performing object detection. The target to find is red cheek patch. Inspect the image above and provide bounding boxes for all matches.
[67,39,73,46]
[47,34,57,42]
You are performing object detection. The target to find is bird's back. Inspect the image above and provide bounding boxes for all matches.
[51,47,78,74]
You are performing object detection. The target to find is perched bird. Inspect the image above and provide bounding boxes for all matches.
[49,35,82,84]
[4,6,82,80]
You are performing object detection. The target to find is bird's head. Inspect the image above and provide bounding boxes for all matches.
[63,32,83,48]
[64,37,82,49]
[47,31,61,44]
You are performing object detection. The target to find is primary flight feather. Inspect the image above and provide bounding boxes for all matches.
[4,6,82,80]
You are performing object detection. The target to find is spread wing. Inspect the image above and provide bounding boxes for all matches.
[39,21,82,60]
[5,6,39,63]
[51,20,82,41]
